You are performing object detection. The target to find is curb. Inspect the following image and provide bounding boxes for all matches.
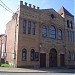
[0,69,47,73]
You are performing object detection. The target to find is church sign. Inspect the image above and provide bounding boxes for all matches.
[41,40,64,45]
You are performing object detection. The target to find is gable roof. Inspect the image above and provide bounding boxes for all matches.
[58,6,74,17]
[40,8,64,19]
[40,8,60,16]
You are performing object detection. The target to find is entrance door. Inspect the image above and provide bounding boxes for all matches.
[40,53,46,67]
[60,54,65,67]
[49,48,57,67]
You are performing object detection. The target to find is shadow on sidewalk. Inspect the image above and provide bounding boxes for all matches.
[20,67,75,73]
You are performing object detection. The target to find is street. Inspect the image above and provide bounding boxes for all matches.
[0,73,74,75]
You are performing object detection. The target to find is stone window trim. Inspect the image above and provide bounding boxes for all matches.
[22,48,27,61]
[67,20,69,28]
[42,24,47,37]
[50,14,56,19]
[28,21,31,34]
[35,52,39,61]
[30,49,35,61]
[70,21,73,29]
[49,25,56,39]
[58,29,62,40]
[32,22,36,35]
[67,31,74,43]
[68,51,75,61]
[23,20,26,34]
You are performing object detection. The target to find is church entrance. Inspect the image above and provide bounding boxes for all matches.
[49,48,57,67]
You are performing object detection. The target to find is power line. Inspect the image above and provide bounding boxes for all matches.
[0,0,14,14]
[0,0,14,13]
[0,4,13,14]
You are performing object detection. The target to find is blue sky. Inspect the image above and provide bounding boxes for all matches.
[0,0,74,34]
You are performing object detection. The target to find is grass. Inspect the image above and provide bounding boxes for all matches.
[0,64,11,67]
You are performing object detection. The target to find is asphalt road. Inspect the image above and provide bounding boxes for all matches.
[0,73,74,75]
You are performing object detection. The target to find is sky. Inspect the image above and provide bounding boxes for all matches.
[0,0,74,35]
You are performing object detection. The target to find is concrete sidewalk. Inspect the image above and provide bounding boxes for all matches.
[0,67,47,73]
[0,67,75,73]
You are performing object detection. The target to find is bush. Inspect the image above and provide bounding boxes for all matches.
[1,64,11,67]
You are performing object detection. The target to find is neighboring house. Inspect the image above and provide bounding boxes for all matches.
[0,34,6,63]
[5,1,75,68]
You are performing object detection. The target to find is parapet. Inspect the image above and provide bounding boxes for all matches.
[20,1,40,10]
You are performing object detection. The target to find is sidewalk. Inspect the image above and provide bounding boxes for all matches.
[0,67,47,73]
[0,67,75,73]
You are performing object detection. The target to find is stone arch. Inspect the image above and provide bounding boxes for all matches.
[49,48,57,67]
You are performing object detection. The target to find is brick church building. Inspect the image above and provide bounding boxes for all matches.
[5,1,75,68]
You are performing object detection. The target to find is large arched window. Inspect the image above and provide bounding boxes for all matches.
[30,49,35,61]
[58,29,62,40]
[50,26,56,38]
[42,25,47,37]
[22,48,27,61]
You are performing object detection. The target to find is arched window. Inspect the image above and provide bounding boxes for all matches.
[42,25,47,37]
[50,26,56,38]
[22,48,27,61]
[58,29,62,40]
[30,49,35,61]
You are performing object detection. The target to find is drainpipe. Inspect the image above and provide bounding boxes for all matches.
[0,39,2,66]
[13,13,18,68]
[4,35,7,63]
